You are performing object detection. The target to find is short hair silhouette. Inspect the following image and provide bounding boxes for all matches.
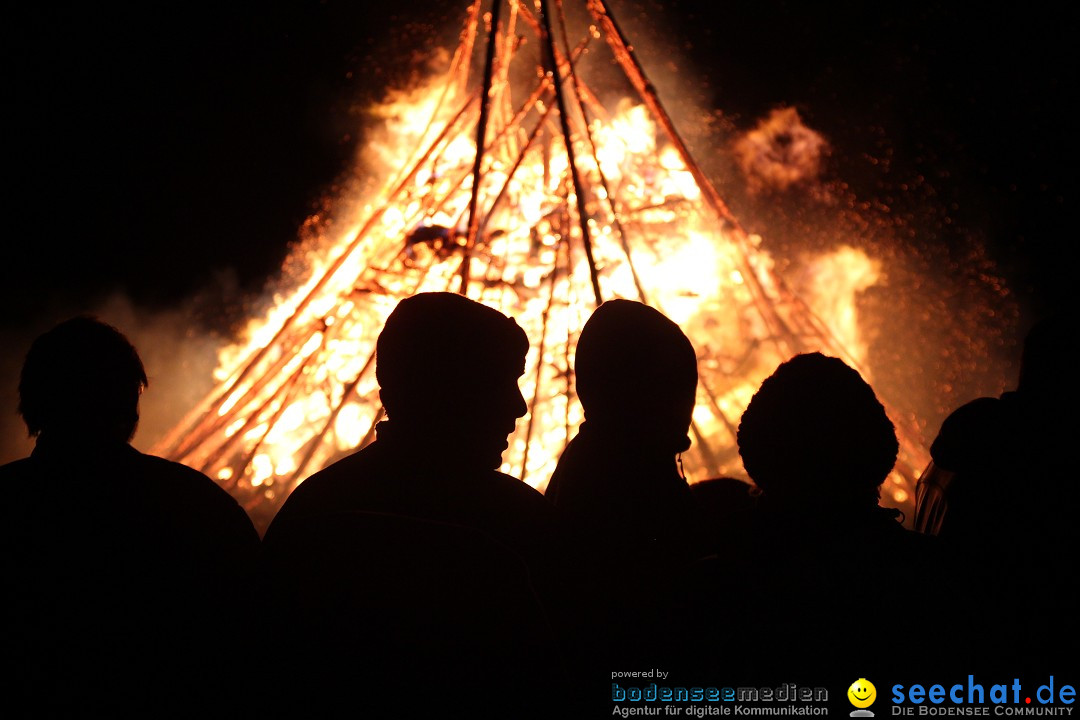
[261,293,561,712]
[18,316,147,440]
[376,292,529,418]
[4,316,260,711]
[575,299,697,452]
[738,352,897,499]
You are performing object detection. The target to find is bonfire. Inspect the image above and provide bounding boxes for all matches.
[152,0,927,531]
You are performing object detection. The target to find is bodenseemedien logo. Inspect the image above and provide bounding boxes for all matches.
[611,680,830,715]
[849,678,877,717]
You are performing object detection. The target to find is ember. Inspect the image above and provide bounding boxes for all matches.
[152,0,926,531]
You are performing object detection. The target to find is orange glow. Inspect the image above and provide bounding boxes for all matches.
[152,2,927,530]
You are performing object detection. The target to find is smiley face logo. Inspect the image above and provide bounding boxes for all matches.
[848,678,877,709]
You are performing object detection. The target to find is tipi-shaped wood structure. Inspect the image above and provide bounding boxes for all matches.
[153,0,927,531]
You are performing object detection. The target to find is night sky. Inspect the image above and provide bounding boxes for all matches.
[2,1,1075,452]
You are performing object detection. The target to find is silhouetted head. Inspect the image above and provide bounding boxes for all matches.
[575,300,697,454]
[737,353,897,505]
[376,292,529,469]
[1017,317,1069,398]
[19,316,147,443]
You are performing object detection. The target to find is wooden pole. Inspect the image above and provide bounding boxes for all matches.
[459,0,504,294]
[540,0,603,307]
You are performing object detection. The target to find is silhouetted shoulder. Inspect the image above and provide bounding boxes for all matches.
[262,446,380,543]
[689,477,758,555]
[272,447,368,505]
[0,458,39,509]
[136,450,260,545]
[266,439,555,555]
[137,450,243,498]
[137,450,230,486]
[3,444,257,554]
[490,468,553,506]
[0,457,34,482]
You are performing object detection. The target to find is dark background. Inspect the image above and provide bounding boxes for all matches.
[2,0,1075,454]
[4,0,1073,320]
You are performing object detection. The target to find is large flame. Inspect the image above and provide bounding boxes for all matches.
[154,1,924,529]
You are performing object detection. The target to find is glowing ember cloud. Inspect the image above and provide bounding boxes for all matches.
[153,0,926,531]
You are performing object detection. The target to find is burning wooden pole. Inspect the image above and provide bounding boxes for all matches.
[153,0,926,530]
[459,0,504,294]
[540,0,603,307]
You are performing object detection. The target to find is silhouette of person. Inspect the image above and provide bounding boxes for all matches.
[546,299,706,565]
[544,300,707,672]
[0,317,259,712]
[260,292,564,715]
[916,318,1076,670]
[689,476,758,558]
[730,352,931,677]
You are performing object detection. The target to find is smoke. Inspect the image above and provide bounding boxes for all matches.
[721,109,1020,448]
[733,107,829,193]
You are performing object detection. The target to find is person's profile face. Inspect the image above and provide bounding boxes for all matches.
[455,357,528,470]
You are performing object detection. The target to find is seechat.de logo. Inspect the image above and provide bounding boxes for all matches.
[891,676,1076,715]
